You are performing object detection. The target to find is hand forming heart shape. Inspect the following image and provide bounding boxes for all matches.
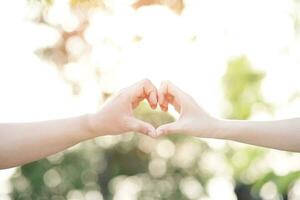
[87,79,158,137]
[87,79,218,138]
[155,80,218,137]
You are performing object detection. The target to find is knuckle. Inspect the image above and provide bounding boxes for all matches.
[141,126,149,134]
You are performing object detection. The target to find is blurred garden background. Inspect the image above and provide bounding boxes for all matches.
[1,0,300,199]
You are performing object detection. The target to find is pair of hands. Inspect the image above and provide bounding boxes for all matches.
[87,79,220,138]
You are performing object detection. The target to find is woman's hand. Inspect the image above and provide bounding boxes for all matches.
[156,81,220,138]
[87,79,158,137]
[0,79,158,169]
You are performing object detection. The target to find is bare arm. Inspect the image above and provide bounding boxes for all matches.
[217,118,300,152]
[0,79,158,169]
[0,116,91,169]
[156,81,300,152]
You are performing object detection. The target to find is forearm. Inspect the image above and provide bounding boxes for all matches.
[216,118,300,152]
[0,115,96,169]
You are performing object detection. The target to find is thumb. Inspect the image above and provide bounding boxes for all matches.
[127,117,156,137]
[156,122,181,136]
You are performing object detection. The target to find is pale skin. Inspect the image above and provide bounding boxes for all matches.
[0,79,158,169]
[1,79,300,169]
[156,81,300,152]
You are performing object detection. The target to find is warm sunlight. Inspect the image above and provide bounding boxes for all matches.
[1,0,300,200]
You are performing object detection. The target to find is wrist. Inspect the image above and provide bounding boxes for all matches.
[204,118,225,139]
[79,114,94,139]
[211,119,226,139]
[213,119,240,140]
[82,113,107,139]
[190,116,224,139]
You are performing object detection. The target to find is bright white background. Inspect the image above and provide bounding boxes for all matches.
[1,0,300,199]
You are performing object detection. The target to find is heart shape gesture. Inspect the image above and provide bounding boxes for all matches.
[87,79,217,138]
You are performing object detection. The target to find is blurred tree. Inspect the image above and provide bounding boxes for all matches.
[8,1,300,200]
[28,0,54,5]
[70,0,104,8]
[222,56,300,200]
[222,56,270,120]
[222,56,265,200]
[10,103,214,200]
[292,0,300,36]
[132,0,184,14]
[30,0,96,95]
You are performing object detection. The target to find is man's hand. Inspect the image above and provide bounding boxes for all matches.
[156,81,220,137]
[87,79,158,137]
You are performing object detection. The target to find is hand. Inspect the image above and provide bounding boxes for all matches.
[87,79,158,137]
[156,81,220,137]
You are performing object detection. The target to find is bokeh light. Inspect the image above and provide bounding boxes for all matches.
[1,0,300,200]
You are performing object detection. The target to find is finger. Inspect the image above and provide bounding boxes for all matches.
[159,80,182,111]
[132,79,158,109]
[158,81,169,111]
[142,80,158,109]
[127,117,156,137]
[148,89,158,109]
[158,88,164,106]
[158,89,168,112]
[156,122,182,136]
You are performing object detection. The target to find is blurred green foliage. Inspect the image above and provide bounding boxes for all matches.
[10,56,300,200]
[10,104,214,200]
[69,0,104,8]
[8,1,300,200]
[222,56,269,120]
[28,0,54,5]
